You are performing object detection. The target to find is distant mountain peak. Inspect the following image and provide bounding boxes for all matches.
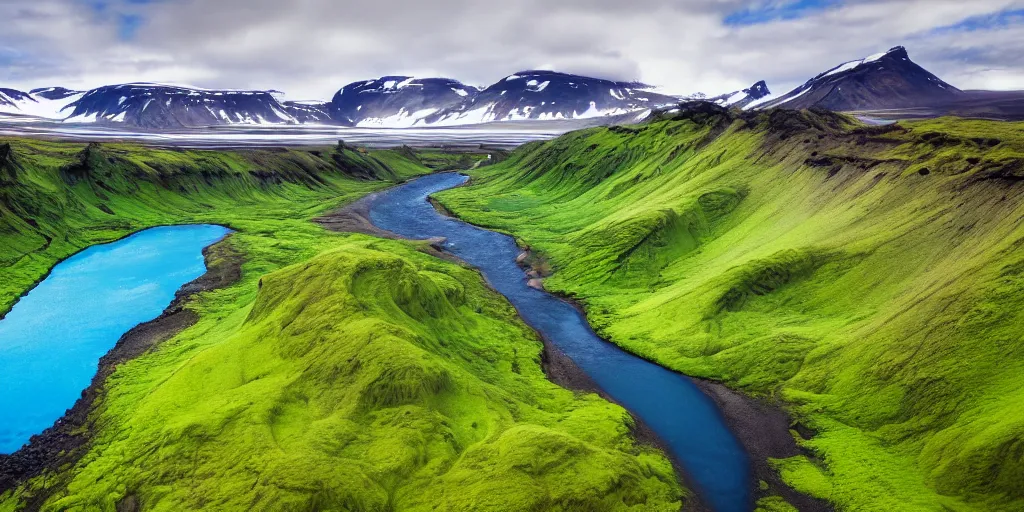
[885,45,909,59]
[746,80,771,99]
[708,80,772,108]
[1,70,759,128]
[329,75,479,127]
[754,45,961,112]
[811,45,915,82]
[28,87,81,100]
[423,71,676,126]
[57,83,298,127]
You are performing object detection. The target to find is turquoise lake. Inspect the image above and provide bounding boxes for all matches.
[0,224,230,454]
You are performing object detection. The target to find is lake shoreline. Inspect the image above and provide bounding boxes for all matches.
[0,222,235,322]
[0,236,242,501]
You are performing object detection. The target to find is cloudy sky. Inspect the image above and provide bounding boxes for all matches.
[1,0,1023,100]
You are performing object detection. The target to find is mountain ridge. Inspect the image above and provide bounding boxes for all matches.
[753,46,964,111]
[0,71,688,129]
[330,76,478,127]
[4,45,1019,127]
[421,70,679,125]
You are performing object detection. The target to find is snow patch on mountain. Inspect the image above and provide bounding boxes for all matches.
[330,76,474,127]
[356,107,440,128]
[0,87,83,119]
[423,70,678,126]
[706,80,771,109]
[2,69,775,129]
[821,51,890,78]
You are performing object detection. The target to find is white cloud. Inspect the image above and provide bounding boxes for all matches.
[0,0,1022,99]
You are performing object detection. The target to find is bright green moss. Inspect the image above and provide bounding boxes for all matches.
[18,240,677,511]
[437,111,1024,511]
[755,495,798,512]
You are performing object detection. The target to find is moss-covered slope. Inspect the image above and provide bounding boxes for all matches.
[0,139,436,317]
[0,140,680,511]
[8,240,678,511]
[436,107,1024,511]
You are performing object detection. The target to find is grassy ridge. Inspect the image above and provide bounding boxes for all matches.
[0,139,430,317]
[436,107,1024,511]
[13,240,679,511]
[0,140,680,511]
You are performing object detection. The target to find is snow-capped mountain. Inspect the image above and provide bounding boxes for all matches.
[0,87,84,119]
[281,101,333,124]
[752,46,962,111]
[1,72,678,128]
[0,88,31,108]
[422,70,679,125]
[708,81,771,109]
[330,77,477,127]
[30,87,82,101]
[58,83,302,129]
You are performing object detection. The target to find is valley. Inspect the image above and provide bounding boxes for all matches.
[3,0,1023,510]
[0,139,681,511]
[0,101,1020,511]
[362,173,753,512]
[435,105,1024,511]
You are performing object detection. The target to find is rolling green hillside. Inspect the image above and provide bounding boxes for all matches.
[436,106,1024,512]
[0,139,431,317]
[0,140,679,511]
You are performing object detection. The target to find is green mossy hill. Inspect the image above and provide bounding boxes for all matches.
[0,138,436,317]
[436,109,1024,511]
[0,139,679,511]
[7,239,679,511]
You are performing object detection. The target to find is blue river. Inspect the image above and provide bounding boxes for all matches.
[0,224,230,454]
[368,173,752,512]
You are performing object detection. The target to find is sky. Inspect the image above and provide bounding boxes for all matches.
[1,0,1023,100]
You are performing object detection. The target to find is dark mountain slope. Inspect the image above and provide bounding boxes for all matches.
[762,46,963,111]
[330,76,476,127]
[424,70,679,125]
[61,83,299,128]
[708,80,771,108]
[29,87,82,101]
[0,89,32,108]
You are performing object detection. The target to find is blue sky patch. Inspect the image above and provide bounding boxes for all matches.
[724,0,843,26]
[73,0,161,40]
[931,8,1024,33]
[118,14,144,41]
[0,50,15,68]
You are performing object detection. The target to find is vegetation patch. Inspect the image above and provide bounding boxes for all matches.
[711,249,829,315]
[436,111,1024,511]
[0,139,679,511]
